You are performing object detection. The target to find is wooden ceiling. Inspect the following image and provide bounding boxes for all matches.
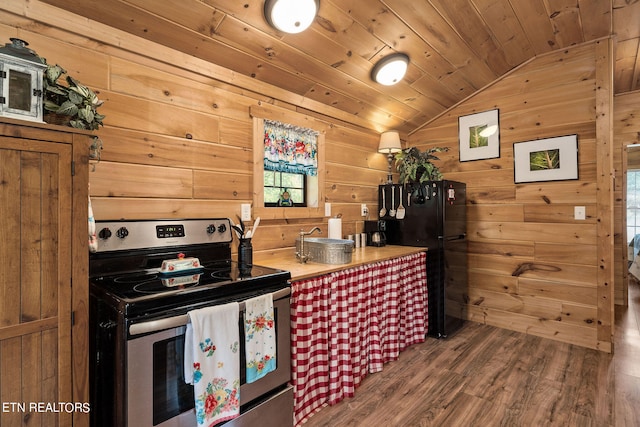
[40,0,639,134]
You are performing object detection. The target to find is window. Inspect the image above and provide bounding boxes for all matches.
[264,171,306,207]
[250,105,326,218]
[628,169,640,244]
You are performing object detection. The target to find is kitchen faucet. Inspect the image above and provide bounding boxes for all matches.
[296,227,321,263]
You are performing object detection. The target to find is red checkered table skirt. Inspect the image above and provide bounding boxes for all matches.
[290,252,427,425]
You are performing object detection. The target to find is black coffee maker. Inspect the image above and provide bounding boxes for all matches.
[364,220,386,247]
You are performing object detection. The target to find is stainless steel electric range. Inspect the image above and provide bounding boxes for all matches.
[89,218,293,427]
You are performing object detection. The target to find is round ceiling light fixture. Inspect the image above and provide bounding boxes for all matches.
[264,0,319,34]
[371,53,410,86]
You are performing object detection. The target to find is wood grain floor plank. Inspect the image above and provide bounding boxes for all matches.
[305,282,640,427]
[302,279,640,426]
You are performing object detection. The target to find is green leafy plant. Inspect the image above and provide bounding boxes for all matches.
[43,64,105,130]
[394,146,448,184]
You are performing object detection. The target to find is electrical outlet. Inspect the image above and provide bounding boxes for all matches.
[361,204,368,217]
[325,202,331,217]
[241,203,252,222]
[574,206,586,220]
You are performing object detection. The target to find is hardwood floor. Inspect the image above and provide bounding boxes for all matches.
[302,281,640,426]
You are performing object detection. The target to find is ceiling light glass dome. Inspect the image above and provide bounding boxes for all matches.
[264,0,319,34]
[371,53,410,86]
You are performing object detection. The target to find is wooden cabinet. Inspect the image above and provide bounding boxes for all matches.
[0,118,90,427]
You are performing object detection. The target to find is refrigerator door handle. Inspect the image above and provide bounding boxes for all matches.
[439,233,466,241]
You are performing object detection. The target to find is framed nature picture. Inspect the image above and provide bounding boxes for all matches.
[513,135,578,183]
[458,109,500,161]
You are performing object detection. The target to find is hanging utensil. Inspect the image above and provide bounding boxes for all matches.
[414,185,426,205]
[396,186,406,219]
[407,187,411,207]
[379,188,387,217]
[389,186,396,217]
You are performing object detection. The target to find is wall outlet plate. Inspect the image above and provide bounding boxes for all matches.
[325,203,331,217]
[241,203,252,221]
[361,204,368,217]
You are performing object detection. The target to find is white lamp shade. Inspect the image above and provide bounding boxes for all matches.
[378,130,402,153]
[264,0,319,34]
[371,53,409,86]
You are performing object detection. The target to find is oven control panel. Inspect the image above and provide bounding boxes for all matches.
[156,224,185,239]
[94,218,233,252]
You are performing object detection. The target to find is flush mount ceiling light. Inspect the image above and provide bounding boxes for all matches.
[371,53,409,86]
[264,0,319,34]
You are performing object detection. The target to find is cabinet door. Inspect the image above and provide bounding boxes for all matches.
[0,136,72,427]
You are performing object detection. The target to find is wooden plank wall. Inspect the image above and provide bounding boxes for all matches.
[409,41,615,352]
[0,2,619,352]
[0,1,389,258]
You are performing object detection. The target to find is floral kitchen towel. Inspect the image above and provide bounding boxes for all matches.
[88,191,97,253]
[185,302,240,427]
[244,293,276,383]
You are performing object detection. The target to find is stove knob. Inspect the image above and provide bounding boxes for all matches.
[206,224,216,234]
[217,224,227,233]
[98,228,112,239]
[116,227,129,239]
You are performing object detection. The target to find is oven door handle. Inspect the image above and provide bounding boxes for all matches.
[128,287,291,336]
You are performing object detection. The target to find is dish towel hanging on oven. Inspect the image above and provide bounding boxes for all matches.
[244,293,276,383]
[184,302,240,427]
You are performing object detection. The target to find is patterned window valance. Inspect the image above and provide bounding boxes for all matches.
[263,119,318,176]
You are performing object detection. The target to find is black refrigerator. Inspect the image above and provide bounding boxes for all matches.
[380,180,467,338]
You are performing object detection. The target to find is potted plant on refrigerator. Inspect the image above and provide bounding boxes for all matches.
[394,146,448,184]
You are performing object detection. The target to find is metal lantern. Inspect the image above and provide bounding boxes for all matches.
[0,38,46,123]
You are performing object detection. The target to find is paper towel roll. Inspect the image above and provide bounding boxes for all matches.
[328,218,342,239]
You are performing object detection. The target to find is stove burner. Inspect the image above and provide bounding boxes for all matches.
[210,270,232,280]
[205,265,269,281]
[114,273,159,284]
[133,273,202,293]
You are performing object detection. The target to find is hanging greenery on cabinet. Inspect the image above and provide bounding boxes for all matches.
[42,63,105,130]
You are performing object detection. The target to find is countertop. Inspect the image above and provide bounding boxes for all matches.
[253,245,427,281]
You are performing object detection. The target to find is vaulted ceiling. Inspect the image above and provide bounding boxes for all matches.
[41,0,639,134]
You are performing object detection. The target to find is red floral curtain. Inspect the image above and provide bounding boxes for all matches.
[263,120,318,176]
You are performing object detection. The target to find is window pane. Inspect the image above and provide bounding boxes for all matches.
[264,187,281,203]
[289,188,303,203]
[263,171,306,206]
[282,173,303,188]
[634,172,640,204]
[264,171,274,186]
[8,70,31,111]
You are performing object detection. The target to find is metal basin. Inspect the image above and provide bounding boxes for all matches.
[295,238,354,264]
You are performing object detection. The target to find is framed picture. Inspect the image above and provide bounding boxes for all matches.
[458,109,500,161]
[513,135,578,183]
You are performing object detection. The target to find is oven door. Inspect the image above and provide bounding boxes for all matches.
[126,289,291,427]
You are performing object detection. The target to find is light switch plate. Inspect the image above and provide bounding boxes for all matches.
[325,203,331,217]
[574,206,586,220]
[361,204,368,217]
[241,203,252,222]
